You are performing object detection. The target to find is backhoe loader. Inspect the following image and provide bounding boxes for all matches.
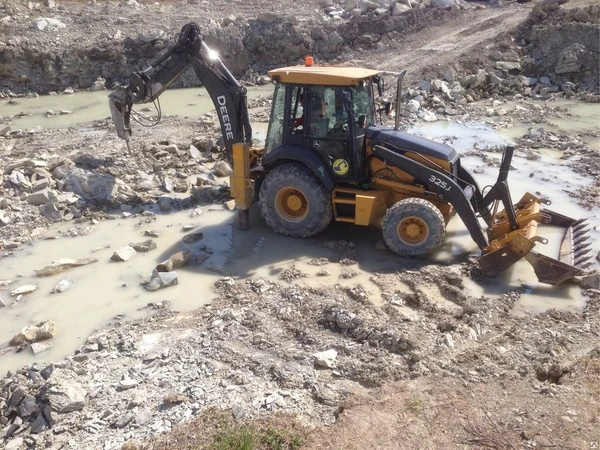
[108,23,592,285]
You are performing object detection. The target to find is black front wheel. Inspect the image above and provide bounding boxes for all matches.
[259,163,333,238]
[383,198,446,257]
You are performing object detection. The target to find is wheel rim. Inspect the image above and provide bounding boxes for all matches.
[275,187,309,222]
[397,216,430,246]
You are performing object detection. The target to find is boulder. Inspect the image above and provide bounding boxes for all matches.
[313,349,338,368]
[213,160,233,177]
[32,18,66,31]
[146,271,179,291]
[392,3,411,14]
[47,376,86,413]
[156,250,192,272]
[35,258,97,276]
[9,320,56,346]
[129,239,157,252]
[90,78,106,91]
[111,246,137,262]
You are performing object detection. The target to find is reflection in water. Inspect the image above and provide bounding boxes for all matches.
[0,85,274,130]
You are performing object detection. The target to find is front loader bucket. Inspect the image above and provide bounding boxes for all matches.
[479,193,592,285]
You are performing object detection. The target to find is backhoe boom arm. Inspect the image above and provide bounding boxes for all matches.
[108,22,251,159]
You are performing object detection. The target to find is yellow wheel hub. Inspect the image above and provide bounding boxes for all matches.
[397,216,429,246]
[275,187,309,222]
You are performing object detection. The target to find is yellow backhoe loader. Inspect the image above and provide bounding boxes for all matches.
[108,23,592,285]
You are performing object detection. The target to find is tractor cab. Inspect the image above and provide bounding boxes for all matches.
[263,60,382,186]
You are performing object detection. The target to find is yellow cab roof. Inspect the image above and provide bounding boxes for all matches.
[268,65,381,86]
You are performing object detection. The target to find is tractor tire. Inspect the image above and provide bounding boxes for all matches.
[383,198,445,257]
[259,163,333,238]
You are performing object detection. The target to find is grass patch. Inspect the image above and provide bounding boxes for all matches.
[210,422,304,450]
[212,423,256,450]
[405,396,427,413]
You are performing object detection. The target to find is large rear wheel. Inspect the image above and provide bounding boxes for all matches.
[259,163,333,238]
[383,198,445,257]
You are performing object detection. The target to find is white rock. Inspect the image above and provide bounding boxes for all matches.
[32,17,66,31]
[392,3,410,14]
[10,284,37,296]
[90,79,106,91]
[313,349,338,368]
[404,99,420,114]
[111,246,137,262]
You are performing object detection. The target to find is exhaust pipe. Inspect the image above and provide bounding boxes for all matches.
[395,70,407,131]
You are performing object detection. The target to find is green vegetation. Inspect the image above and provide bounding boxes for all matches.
[211,422,304,450]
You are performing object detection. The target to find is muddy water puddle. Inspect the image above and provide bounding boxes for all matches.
[0,85,274,131]
[0,207,237,375]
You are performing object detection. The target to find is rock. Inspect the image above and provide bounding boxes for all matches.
[490,74,504,85]
[581,273,599,290]
[10,284,37,296]
[27,189,53,206]
[189,144,202,159]
[65,168,121,204]
[0,295,5,307]
[445,333,455,348]
[555,47,582,74]
[90,78,105,91]
[145,271,178,291]
[443,69,455,83]
[32,18,66,31]
[9,320,57,346]
[418,109,437,122]
[495,61,521,71]
[5,437,24,450]
[0,125,10,137]
[145,230,160,238]
[257,12,278,23]
[158,197,172,212]
[31,341,54,354]
[40,202,63,221]
[313,349,338,368]
[156,251,192,272]
[135,409,152,426]
[47,377,86,413]
[129,239,157,252]
[30,414,49,433]
[183,232,204,243]
[461,70,487,88]
[111,246,137,262]
[140,29,167,43]
[113,412,134,429]
[213,160,233,177]
[539,76,551,85]
[35,258,98,276]
[257,75,271,85]
[51,278,74,294]
[405,99,420,114]
[392,3,410,14]
[224,199,236,210]
[0,211,11,226]
[18,395,36,417]
[432,0,457,7]
[119,379,139,390]
[9,170,32,189]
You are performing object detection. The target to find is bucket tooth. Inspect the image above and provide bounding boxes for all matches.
[572,223,591,235]
[575,254,593,266]
[574,246,593,258]
[573,236,592,247]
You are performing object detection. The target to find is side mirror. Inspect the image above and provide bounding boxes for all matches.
[358,114,367,129]
[384,102,392,115]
